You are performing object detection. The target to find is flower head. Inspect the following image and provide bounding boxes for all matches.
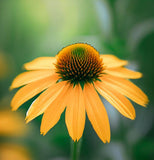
[56,44,103,86]
[11,43,148,143]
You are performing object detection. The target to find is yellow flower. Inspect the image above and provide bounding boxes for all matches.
[0,109,28,137]
[0,143,31,160]
[10,43,148,143]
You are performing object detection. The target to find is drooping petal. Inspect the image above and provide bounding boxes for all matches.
[24,57,56,70]
[26,81,67,123]
[40,83,71,135]
[11,74,59,111]
[10,70,54,89]
[100,75,149,106]
[95,81,136,120]
[65,84,85,141]
[83,83,110,143]
[100,54,128,68]
[104,67,142,79]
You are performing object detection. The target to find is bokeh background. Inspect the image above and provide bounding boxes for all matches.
[0,0,154,160]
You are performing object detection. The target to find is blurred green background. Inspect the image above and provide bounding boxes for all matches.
[0,0,154,160]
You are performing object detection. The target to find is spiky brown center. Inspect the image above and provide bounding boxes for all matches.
[56,43,103,86]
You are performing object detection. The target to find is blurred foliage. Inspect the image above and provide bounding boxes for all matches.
[0,0,154,160]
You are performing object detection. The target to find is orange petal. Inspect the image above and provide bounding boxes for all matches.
[26,81,67,123]
[11,74,59,111]
[104,67,142,79]
[100,54,128,68]
[65,84,85,141]
[24,57,56,70]
[10,70,54,89]
[40,83,71,135]
[100,75,149,106]
[84,83,110,143]
[95,81,136,120]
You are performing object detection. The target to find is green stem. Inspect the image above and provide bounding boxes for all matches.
[72,141,78,160]
[71,139,82,160]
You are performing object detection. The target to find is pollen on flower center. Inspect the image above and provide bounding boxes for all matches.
[56,43,103,85]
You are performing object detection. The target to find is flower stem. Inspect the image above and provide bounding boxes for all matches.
[72,141,78,160]
[71,139,82,160]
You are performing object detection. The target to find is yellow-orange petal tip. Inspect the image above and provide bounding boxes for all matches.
[138,72,143,78]
[11,108,16,111]
[40,131,46,136]
[130,114,136,120]
[9,85,14,90]
[11,104,17,111]
[22,64,26,69]
[25,117,31,124]
[107,137,111,143]
[76,138,80,142]
[107,140,110,143]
